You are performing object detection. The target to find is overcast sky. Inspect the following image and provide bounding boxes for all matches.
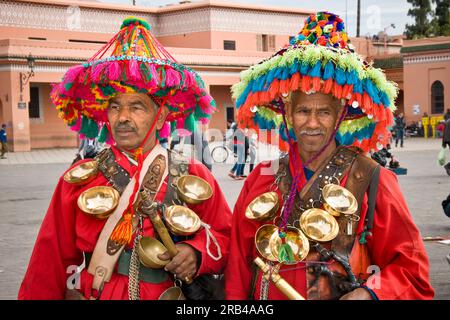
[97,0,414,36]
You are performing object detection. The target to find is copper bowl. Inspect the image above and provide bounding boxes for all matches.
[269,226,310,265]
[77,186,119,219]
[254,224,279,262]
[300,208,339,242]
[164,205,201,236]
[322,184,358,217]
[176,175,213,205]
[245,192,279,222]
[138,237,169,269]
[64,160,98,186]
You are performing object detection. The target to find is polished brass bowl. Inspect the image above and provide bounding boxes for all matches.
[64,160,98,186]
[299,208,339,242]
[176,175,213,205]
[138,237,169,269]
[77,186,119,219]
[270,226,310,265]
[254,224,279,262]
[158,286,186,300]
[164,205,202,236]
[322,184,358,217]
[245,192,280,222]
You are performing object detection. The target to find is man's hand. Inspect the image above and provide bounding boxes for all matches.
[158,243,198,282]
[339,288,374,300]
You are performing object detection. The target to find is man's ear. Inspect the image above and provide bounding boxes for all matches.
[156,106,169,130]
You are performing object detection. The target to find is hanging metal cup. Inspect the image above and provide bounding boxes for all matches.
[245,192,280,222]
[158,279,186,300]
[321,184,358,217]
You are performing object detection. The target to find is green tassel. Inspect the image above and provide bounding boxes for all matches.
[278,243,295,264]
[79,116,89,135]
[140,63,152,82]
[64,82,73,91]
[98,124,107,143]
[184,113,197,133]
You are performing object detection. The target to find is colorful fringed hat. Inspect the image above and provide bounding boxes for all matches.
[51,17,215,143]
[232,12,398,152]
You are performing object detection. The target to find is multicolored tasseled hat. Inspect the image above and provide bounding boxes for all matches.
[232,12,398,152]
[51,17,215,143]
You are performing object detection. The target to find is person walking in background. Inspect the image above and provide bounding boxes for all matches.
[444,109,450,122]
[0,124,7,159]
[442,118,450,176]
[248,133,257,173]
[394,113,406,148]
[228,126,247,180]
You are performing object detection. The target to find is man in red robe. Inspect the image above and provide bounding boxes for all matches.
[224,12,434,300]
[19,17,231,300]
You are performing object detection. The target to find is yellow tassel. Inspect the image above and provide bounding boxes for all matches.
[109,213,133,245]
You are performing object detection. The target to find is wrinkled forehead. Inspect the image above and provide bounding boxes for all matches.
[290,91,340,109]
[109,92,157,109]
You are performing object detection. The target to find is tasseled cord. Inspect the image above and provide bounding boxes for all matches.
[109,98,167,245]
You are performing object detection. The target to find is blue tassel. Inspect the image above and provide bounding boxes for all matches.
[353,80,363,94]
[309,61,322,78]
[266,68,277,85]
[300,62,309,75]
[289,59,300,76]
[281,67,290,80]
[323,61,335,80]
[380,91,390,108]
[335,68,347,85]
[347,70,359,85]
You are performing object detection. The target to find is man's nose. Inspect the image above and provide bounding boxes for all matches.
[118,106,131,122]
[305,112,320,129]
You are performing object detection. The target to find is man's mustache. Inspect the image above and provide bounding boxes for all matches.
[114,123,136,132]
[300,129,325,135]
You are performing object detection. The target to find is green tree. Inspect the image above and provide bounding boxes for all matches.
[431,0,450,36]
[405,0,433,39]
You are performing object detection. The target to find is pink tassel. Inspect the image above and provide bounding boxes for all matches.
[177,128,191,137]
[159,121,170,138]
[91,63,107,83]
[106,61,120,81]
[64,65,85,83]
[183,70,194,88]
[150,64,159,85]
[128,59,141,81]
[198,95,215,114]
[70,117,82,132]
[198,117,209,125]
[165,68,181,87]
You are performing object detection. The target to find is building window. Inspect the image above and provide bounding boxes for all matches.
[431,81,444,114]
[29,86,40,119]
[257,34,276,52]
[224,40,236,50]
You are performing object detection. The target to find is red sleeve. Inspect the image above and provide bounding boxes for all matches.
[364,168,434,299]
[18,175,84,299]
[181,160,232,276]
[224,161,276,300]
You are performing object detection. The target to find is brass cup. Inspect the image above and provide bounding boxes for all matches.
[254,224,279,262]
[158,286,186,300]
[269,226,310,265]
[322,184,358,217]
[176,175,213,205]
[164,205,201,236]
[64,160,98,186]
[138,237,170,269]
[299,208,339,242]
[77,186,119,219]
[245,192,280,222]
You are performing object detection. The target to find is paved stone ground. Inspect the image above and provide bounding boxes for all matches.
[0,138,449,299]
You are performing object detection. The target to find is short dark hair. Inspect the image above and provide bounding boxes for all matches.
[1,124,5,128]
